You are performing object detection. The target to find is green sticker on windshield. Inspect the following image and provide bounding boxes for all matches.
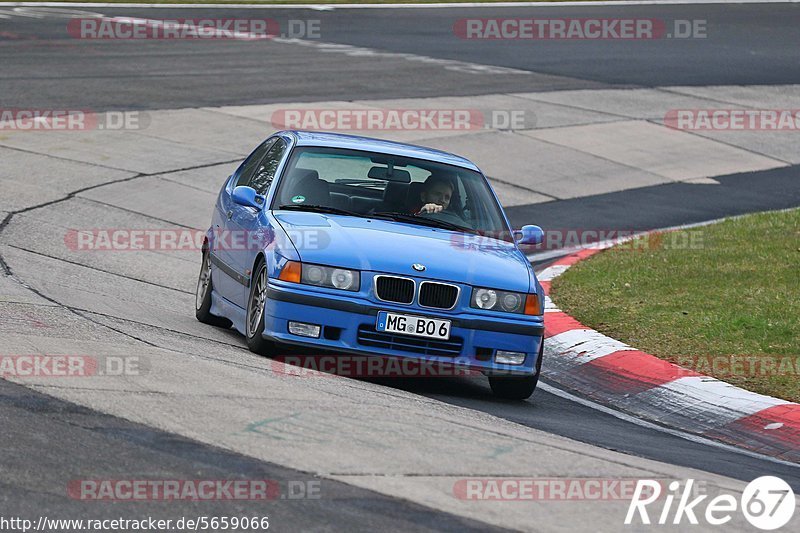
[291,195,306,204]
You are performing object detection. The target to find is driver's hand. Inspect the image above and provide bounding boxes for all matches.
[419,203,444,214]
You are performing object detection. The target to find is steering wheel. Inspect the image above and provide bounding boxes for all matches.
[418,209,469,227]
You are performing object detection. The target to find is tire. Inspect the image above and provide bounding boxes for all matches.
[195,248,232,329]
[488,339,544,400]
[245,259,275,356]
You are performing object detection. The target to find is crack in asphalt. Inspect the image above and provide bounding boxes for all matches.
[0,157,242,349]
[78,308,251,351]
[486,175,559,201]
[155,174,225,195]
[516,87,793,168]
[18,386,284,400]
[6,244,194,295]
[642,116,795,167]
[76,195,199,230]
[0,220,12,275]
[0,143,140,173]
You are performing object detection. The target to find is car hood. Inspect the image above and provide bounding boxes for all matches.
[274,211,531,292]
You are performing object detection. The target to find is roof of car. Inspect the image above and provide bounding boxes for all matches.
[279,130,481,172]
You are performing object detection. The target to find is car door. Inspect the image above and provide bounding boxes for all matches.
[226,138,289,307]
[212,138,277,306]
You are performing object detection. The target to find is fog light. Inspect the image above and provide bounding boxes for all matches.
[495,350,526,365]
[288,321,321,338]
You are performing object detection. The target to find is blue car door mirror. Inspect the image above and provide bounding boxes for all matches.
[515,225,544,246]
[232,186,265,210]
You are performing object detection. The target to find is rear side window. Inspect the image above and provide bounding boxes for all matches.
[250,139,287,194]
[235,138,276,188]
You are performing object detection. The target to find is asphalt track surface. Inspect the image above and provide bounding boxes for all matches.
[1,3,799,110]
[1,3,800,530]
[0,378,501,532]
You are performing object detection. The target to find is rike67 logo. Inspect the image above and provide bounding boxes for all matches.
[626,477,795,530]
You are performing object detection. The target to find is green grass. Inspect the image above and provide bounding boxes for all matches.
[550,208,800,403]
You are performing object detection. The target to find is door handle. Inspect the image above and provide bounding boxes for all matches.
[227,210,233,220]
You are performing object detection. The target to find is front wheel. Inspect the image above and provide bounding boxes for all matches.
[195,249,232,328]
[245,259,275,356]
[488,339,543,400]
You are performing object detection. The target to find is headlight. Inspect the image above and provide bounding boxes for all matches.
[501,292,522,311]
[331,268,355,290]
[298,263,360,291]
[304,265,325,284]
[473,289,498,309]
[471,287,539,315]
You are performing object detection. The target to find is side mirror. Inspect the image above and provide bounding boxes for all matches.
[232,186,265,210]
[514,225,543,246]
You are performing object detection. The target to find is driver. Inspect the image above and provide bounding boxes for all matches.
[412,174,455,215]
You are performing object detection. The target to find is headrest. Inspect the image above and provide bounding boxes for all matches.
[286,168,329,206]
[408,181,425,202]
[292,168,320,182]
[383,181,410,211]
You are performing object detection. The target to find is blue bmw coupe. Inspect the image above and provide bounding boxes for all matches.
[195,131,545,399]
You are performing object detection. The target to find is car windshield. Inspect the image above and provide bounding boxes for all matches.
[271,146,512,240]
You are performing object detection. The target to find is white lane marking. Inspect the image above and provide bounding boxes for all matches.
[0,6,102,18]
[537,264,570,281]
[548,328,636,363]
[538,382,800,469]
[18,11,530,75]
[0,6,44,16]
[2,1,798,10]
[530,246,593,263]
[99,15,273,40]
[273,37,531,75]
[543,295,560,312]
[637,376,791,425]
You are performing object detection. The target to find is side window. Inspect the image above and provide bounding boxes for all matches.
[236,138,276,188]
[250,139,287,195]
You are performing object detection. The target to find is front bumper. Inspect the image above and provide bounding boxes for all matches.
[262,281,544,376]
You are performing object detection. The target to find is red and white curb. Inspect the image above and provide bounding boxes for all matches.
[539,247,800,463]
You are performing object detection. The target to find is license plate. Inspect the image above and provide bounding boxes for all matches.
[376,311,451,340]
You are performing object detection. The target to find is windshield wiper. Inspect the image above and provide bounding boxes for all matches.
[277,204,362,217]
[370,211,478,235]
